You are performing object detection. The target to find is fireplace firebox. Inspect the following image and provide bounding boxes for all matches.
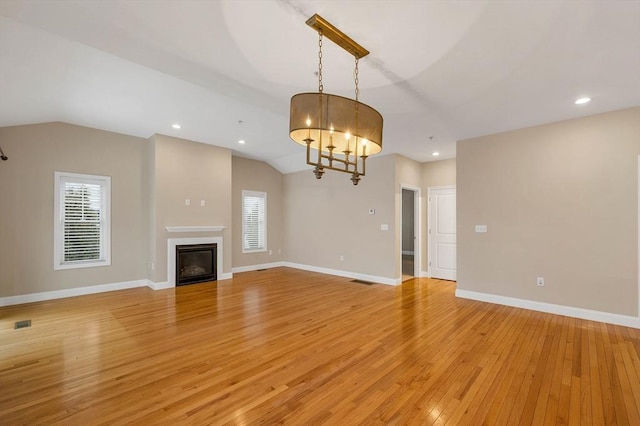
[175,243,217,286]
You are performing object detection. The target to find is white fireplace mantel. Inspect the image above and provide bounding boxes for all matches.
[166,226,226,233]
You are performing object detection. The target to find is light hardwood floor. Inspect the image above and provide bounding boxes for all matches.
[1,267,639,425]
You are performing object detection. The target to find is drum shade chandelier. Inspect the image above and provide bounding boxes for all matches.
[289,14,383,185]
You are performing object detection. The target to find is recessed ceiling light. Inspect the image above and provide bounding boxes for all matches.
[575,97,591,105]
[238,140,246,144]
[172,123,181,129]
[432,152,440,157]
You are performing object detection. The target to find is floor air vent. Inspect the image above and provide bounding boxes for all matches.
[351,279,375,285]
[14,320,31,329]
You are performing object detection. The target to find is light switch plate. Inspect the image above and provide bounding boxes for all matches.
[381,224,389,231]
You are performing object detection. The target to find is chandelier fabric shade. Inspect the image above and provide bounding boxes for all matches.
[289,14,383,185]
[290,92,383,156]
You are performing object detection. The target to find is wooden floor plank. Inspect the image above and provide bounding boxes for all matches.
[1,267,638,425]
[480,308,539,424]
[595,322,618,425]
[542,315,569,425]
[557,317,576,425]
[580,324,594,424]
[442,306,532,425]
[503,314,554,424]
[588,324,606,425]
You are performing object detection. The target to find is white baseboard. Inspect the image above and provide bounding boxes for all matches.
[282,262,401,286]
[147,281,171,291]
[0,279,149,307]
[455,289,640,329]
[232,262,285,273]
[402,250,414,256]
[420,270,430,278]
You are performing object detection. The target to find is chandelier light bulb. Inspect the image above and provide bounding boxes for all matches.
[306,117,312,126]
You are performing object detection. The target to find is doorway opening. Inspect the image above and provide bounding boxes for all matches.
[401,187,420,281]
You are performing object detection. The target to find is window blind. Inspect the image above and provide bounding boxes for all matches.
[62,181,104,262]
[54,172,110,270]
[242,191,266,252]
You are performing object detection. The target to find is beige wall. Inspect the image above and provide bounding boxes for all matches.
[7,109,634,321]
[422,159,456,187]
[0,123,148,297]
[149,134,232,282]
[231,157,284,268]
[283,154,396,280]
[0,124,237,295]
[421,159,457,274]
[0,122,452,295]
[144,135,156,281]
[457,107,639,316]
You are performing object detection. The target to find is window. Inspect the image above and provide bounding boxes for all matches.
[54,172,111,270]
[242,190,267,253]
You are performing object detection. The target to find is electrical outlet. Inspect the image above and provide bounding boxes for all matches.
[277,249,282,255]
[269,250,272,255]
[537,277,544,286]
[340,255,344,261]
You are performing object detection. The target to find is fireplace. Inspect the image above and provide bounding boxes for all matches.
[175,243,217,285]
[166,236,224,288]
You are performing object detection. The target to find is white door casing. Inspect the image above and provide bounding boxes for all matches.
[428,186,456,280]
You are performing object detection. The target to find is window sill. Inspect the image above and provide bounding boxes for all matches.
[54,259,111,271]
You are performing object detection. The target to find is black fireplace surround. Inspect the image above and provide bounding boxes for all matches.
[176,243,217,286]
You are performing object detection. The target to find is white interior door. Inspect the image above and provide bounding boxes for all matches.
[429,187,456,280]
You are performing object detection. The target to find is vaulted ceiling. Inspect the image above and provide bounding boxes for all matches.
[1,0,639,173]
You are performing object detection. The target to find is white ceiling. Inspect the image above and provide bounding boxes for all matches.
[1,0,639,174]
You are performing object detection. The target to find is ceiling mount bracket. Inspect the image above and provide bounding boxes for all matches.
[305,14,369,59]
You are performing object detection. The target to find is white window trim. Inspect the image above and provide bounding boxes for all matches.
[242,190,267,254]
[54,171,111,270]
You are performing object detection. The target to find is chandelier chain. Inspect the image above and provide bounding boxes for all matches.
[354,57,359,102]
[318,31,323,93]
